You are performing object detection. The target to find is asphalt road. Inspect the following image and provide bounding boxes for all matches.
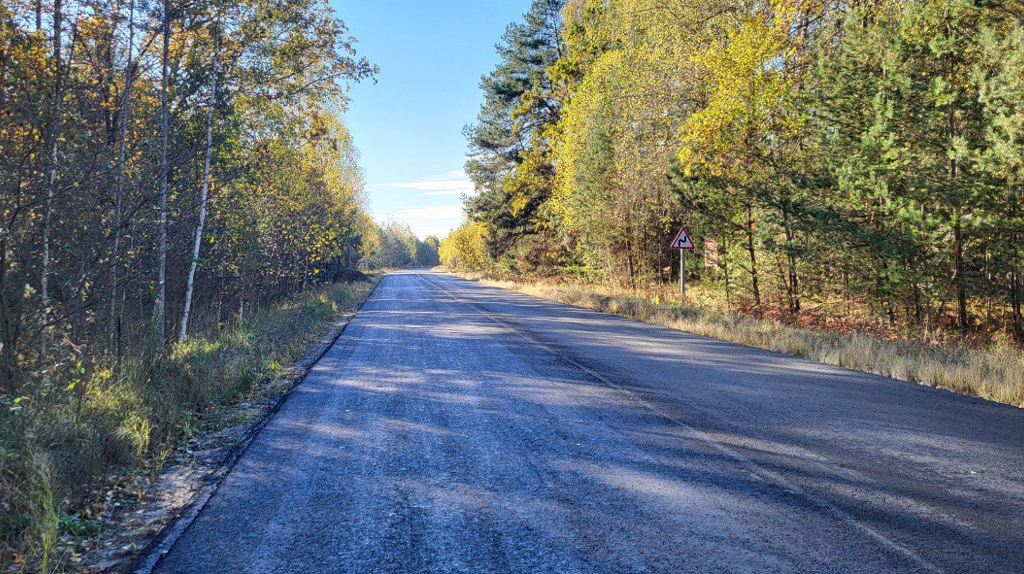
[152,270,1024,574]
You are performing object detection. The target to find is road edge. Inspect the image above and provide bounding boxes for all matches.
[443,272,1023,410]
[129,276,385,574]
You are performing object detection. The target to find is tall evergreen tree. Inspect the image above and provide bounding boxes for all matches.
[463,0,564,269]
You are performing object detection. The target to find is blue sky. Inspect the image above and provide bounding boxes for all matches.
[333,0,532,239]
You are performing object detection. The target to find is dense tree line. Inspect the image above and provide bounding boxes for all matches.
[0,0,377,394]
[365,220,440,269]
[445,0,1024,341]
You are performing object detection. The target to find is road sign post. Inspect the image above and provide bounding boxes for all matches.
[670,227,695,302]
[680,249,686,301]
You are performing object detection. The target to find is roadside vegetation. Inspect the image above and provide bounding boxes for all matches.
[0,278,378,572]
[454,272,1023,407]
[443,0,1024,404]
[0,0,392,569]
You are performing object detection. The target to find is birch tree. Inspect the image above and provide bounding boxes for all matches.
[179,9,219,343]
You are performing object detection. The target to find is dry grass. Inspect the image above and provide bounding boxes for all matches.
[457,273,1024,408]
[0,278,379,572]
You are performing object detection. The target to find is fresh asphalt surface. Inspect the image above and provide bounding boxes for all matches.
[152,270,1024,574]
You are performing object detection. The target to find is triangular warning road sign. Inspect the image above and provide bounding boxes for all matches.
[670,227,695,250]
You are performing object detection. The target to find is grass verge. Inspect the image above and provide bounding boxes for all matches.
[0,278,378,572]
[453,272,1024,408]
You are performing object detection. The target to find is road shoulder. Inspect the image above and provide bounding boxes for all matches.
[84,278,383,574]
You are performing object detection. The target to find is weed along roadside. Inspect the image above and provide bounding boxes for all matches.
[0,277,380,574]
[447,271,1024,409]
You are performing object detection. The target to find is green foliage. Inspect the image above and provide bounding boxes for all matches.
[0,0,378,392]
[0,0,378,566]
[365,221,419,269]
[440,222,491,272]
[416,236,442,268]
[462,0,565,274]
[0,279,377,570]
[446,0,1024,341]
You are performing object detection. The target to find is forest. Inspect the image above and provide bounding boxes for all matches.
[443,0,1024,345]
[367,221,442,270]
[1,0,379,384]
[0,0,419,567]
[3,0,1024,569]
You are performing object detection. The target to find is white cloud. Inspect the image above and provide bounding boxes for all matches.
[383,203,465,239]
[390,204,465,220]
[370,170,476,197]
[369,171,473,238]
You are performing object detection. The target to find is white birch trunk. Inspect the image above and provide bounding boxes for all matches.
[178,18,219,344]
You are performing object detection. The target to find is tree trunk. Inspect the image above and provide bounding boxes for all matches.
[911,277,924,327]
[623,204,635,287]
[1012,269,1023,343]
[746,204,761,309]
[40,0,64,359]
[782,203,799,313]
[1011,187,1023,342]
[110,0,136,349]
[625,237,635,287]
[945,32,967,333]
[954,217,968,332]
[155,0,171,348]
[722,237,732,312]
[179,21,219,344]
[0,234,20,394]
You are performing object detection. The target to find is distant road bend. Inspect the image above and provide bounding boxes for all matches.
[152,270,1024,574]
